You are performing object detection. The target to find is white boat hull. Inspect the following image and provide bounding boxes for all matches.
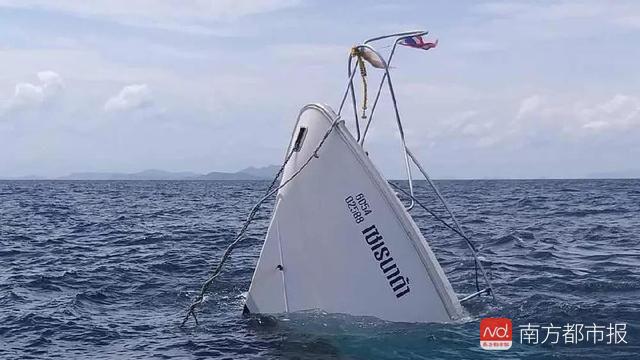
[245,104,462,323]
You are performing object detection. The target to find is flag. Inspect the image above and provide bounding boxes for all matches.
[399,36,438,50]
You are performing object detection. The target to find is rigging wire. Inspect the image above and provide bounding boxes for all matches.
[388,181,483,293]
[180,119,341,327]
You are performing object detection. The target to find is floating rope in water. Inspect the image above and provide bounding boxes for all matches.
[180,119,341,327]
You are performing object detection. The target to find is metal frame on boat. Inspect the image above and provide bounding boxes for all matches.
[338,30,495,302]
[182,30,495,327]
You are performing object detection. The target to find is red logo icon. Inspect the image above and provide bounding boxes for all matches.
[480,318,512,350]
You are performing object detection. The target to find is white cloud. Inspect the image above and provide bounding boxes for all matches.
[516,95,543,119]
[477,1,605,20]
[209,0,301,20]
[582,120,608,130]
[510,93,640,135]
[3,70,64,112]
[580,94,640,131]
[104,84,152,112]
[37,70,64,96]
[400,91,640,152]
[0,0,302,31]
[475,1,640,31]
[10,83,45,109]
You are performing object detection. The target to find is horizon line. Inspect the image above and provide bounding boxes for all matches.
[2,177,638,181]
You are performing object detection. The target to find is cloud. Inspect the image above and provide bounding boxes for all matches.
[579,94,640,131]
[104,84,152,112]
[3,70,64,112]
[508,93,640,137]
[0,0,302,32]
[516,95,543,119]
[400,91,640,153]
[476,1,605,20]
[582,120,608,130]
[475,1,640,32]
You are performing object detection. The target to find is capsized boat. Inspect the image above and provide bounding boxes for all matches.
[244,31,494,323]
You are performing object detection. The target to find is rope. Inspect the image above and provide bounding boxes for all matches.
[180,119,341,327]
[388,181,482,292]
[350,47,368,119]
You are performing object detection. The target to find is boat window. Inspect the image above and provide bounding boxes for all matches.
[293,127,307,152]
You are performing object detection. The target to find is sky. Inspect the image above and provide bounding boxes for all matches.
[1,0,639,179]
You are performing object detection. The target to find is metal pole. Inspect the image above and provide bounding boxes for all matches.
[360,32,427,145]
[364,30,427,45]
[337,61,362,116]
[347,55,361,141]
[406,148,495,300]
[360,41,400,146]
[360,32,428,145]
[384,67,415,210]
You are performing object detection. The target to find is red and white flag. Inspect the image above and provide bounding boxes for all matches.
[399,36,438,50]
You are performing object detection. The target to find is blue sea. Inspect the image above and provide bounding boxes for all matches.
[1,179,639,359]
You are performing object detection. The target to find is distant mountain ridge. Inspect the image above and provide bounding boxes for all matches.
[57,169,201,180]
[195,171,263,180]
[6,166,281,180]
[237,165,281,179]
[4,165,639,180]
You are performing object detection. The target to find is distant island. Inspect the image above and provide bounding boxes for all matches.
[2,165,281,181]
[3,165,639,180]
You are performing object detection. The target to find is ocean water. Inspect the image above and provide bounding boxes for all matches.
[1,179,639,359]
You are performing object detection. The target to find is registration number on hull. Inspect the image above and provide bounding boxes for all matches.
[345,193,372,224]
